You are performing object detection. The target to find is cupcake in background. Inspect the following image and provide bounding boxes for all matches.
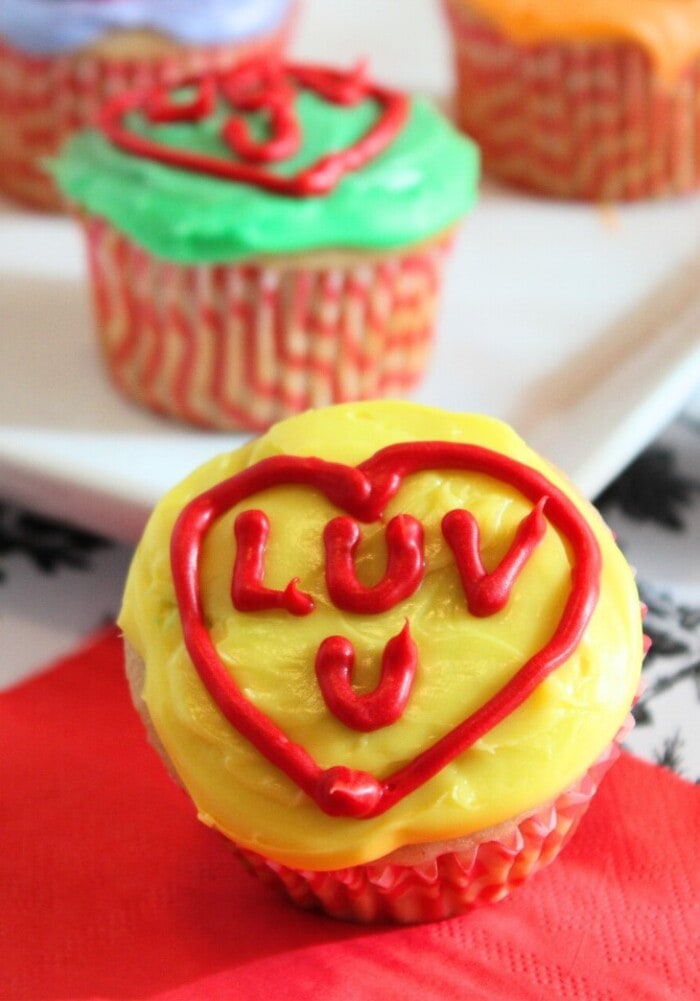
[51,60,479,430]
[442,0,700,201]
[0,0,297,210]
[119,400,645,923]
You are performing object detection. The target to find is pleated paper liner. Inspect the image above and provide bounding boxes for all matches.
[232,733,626,924]
[82,216,453,430]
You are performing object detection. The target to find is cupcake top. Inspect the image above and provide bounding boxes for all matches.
[0,0,294,56]
[119,401,644,871]
[51,59,479,263]
[454,0,700,80]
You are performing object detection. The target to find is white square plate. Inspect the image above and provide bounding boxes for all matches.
[2,0,700,542]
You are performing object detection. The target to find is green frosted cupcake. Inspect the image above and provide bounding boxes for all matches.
[53,60,479,430]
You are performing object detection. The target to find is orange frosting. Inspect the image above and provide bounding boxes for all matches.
[458,0,700,80]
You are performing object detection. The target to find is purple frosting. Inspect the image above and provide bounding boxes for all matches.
[0,0,294,55]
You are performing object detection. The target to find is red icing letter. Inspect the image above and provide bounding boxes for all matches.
[145,75,216,123]
[231,509,313,615]
[442,498,548,617]
[315,621,417,731]
[221,62,300,163]
[324,514,424,613]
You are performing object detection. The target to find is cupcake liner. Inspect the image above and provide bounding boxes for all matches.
[442,0,700,200]
[0,21,293,211]
[82,216,452,430]
[231,733,626,924]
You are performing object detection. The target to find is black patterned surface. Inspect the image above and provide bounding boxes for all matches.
[595,413,700,783]
[0,502,108,580]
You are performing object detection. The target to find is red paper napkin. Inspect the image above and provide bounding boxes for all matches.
[1,627,698,1001]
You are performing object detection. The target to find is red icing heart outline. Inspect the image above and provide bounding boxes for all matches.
[170,442,601,819]
[98,61,409,197]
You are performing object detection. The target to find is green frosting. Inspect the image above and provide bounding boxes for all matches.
[51,86,479,263]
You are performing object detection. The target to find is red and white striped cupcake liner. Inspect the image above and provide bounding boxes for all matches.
[0,23,292,211]
[233,733,626,924]
[442,0,700,201]
[82,217,452,430]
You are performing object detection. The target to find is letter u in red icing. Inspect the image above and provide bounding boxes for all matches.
[324,514,424,613]
[316,622,417,731]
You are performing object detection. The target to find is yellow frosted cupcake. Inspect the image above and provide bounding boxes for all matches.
[442,0,700,200]
[119,401,645,922]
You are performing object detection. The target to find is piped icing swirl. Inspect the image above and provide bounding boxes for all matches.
[52,60,479,262]
[119,402,644,870]
[453,0,700,81]
[0,0,294,56]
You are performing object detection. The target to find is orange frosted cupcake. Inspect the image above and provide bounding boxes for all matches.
[0,0,296,210]
[119,401,645,923]
[442,0,700,200]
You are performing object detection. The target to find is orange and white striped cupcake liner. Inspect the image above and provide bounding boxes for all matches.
[82,217,452,430]
[442,0,700,201]
[233,734,626,924]
[0,26,292,212]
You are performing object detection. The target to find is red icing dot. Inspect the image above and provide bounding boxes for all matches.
[315,767,384,818]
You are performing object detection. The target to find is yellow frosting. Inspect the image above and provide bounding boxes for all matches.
[454,0,700,81]
[119,401,643,870]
